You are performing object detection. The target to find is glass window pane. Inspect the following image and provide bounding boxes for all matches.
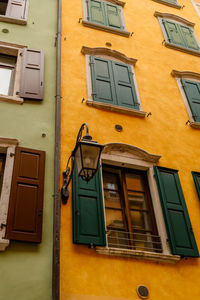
[0,67,12,95]
[0,1,8,15]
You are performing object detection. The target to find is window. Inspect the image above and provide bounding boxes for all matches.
[192,171,200,201]
[0,138,45,251]
[0,54,16,96]
[0,41,44,104]
[152,0,181,9]
[82,46,146,118]
[171,70,200,128]
[82,0,130,37]
[0,0,29,25]
[155,12,200,56]
[72,143,199,262]
[103,166,162,253]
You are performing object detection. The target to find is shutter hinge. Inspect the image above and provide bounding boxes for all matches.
[89,62,94,65]
[92,92,97,96]
[0,223,6,230]
[41,81,43,86]
[16,91,20,95]
[10,152,15,157]
[20,52,23,56]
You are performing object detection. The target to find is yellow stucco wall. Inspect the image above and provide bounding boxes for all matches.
[61,0,200,299]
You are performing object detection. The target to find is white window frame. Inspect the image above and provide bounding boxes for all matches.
[82,0,130,37]
[96,143,180,263]
[0,137,18,251]
[0,41,26,104]
[0,0,29,25]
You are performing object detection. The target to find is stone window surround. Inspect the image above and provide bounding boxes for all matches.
[191,0,200,19]
[0,137,18,251]
[171,70,200,129]
[81,46,147,118]
[82,0,130,37]
[96,143,181,263]
[0,41,27,105]
[154,12,200,57]
[152,0,182,9]
[0,0,29,25]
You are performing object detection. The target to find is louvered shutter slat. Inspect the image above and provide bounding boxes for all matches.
[154,166,199,257]
[5,147,45,243]
[19,48,44,100]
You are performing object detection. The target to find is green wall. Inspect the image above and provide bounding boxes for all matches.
[0,0,57,299]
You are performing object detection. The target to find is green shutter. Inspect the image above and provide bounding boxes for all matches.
[181,79,200,122]
[112,61,139,109]
[179,25,199,51]
[72,164,106,246]
[104,2,123,30]
[154,166,199,257]
[87,0,106,25]
[163,20,185,47]
[90,56,117,105]
[192,172,200,201]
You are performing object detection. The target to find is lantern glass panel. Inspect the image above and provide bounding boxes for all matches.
[74,145,82,175]
[81,143,101,171]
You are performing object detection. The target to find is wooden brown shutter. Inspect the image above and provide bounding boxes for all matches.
[19,48,44,100]
[5,147,45,243]
[6,0,27,20]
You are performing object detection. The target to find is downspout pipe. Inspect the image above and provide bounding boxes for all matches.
[53,0,61,299]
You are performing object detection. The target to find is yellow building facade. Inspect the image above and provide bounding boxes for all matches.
[61,0,200,299]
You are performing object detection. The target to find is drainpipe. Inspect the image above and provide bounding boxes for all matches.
[53,0,61,299]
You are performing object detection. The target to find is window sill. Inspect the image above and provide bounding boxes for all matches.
[190,121,200,129]
[165,41,200,57]
[0,95,24,104]
[86,100,146,117]
[96,247,181,264]
[152,0,181,9]
[82,20,130,37]
[0,15,27,25]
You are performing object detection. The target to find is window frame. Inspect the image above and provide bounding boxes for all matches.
[82,0,130,37]
[96,145,180,263]
[103,165,163,253]
[152,0,182,9]
[0,42,25,104]
[0,0,29,25]
[171,70,200,128]
[82,47,146,118]
[155,12,200,56]
[0,137,18,251]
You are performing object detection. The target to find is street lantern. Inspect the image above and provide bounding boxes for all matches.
[61,123,104,204]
